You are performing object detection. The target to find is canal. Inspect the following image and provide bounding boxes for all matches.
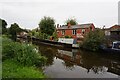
[36,43,120,78]
[18,39,120,78]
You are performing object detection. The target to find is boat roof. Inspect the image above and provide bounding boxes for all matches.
[113,41,120,43]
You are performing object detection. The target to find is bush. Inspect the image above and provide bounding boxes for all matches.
[52,31,58,41]
[82,29,105,51]
[2,37,47,66]
[2,37,15,60]
[39,32,49,39]
[65,35,72,38]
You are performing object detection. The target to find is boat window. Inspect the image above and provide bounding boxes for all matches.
[113,42,120,49]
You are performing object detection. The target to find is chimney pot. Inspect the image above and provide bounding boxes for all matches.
[67,22,71,28]
[57,24,59,28]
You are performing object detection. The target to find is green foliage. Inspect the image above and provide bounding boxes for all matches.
[65,18,77,25]
[0,18,7,34]
[2,37,15,59]
[2,37,47,66]
[3,59,46,78]
[39,31,49,39]
[34,32,39,38]
[9,23,23,41]
[28,30,49,39]
[65,35,72,38]
[82,29,105,51]
[28,30,39,37]
[52,30,58,41]
[39,16,55,36]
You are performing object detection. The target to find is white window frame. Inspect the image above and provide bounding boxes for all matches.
[62,30,65,35]
[72,29,76,35]
[82,29,85,32]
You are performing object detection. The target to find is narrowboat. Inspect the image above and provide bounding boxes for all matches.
[100,41,120,53]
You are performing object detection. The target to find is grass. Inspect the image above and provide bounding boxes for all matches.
[2,59,46,78]
[1,36,47,78]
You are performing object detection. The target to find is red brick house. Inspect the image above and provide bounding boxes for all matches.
[56,23,95,39]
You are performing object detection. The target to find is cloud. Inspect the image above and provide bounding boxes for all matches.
[0,1,118,29]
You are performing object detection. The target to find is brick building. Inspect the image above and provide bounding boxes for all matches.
[56,23,95,39]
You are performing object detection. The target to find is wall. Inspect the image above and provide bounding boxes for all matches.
[57,24,95,39]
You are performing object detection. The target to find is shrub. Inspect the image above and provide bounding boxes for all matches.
[2,37,47,66]
[52,30,58,41]
[65,35,72,38]
[2,37,15,60]
[13,43,47,66]
[38,32,49,39]
[82,29,105,51]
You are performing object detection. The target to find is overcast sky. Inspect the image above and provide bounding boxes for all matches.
[0,0,119,29]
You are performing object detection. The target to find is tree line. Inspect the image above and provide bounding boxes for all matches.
[1,17,106,51]
[0,17,77,40]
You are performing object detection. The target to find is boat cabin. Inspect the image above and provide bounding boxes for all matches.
[112,41,120,50]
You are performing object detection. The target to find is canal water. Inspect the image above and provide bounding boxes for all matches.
[36,43,120,78]
[18,39,120,78]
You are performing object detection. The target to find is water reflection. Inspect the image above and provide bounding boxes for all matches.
[57,49,81,70]
[17,39,120,78]
[39,46,56,66]
[36,43,120,78]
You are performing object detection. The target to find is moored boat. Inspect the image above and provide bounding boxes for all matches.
[100,41,120,53]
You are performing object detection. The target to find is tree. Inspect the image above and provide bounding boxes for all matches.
[9,23,22,41]
[65,18,77,25]
[0,18,7,34]
[52,30,58,41]
[82,29,105,51]
[39,16,55,36]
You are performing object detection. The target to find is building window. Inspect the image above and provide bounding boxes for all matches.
[62,30,65,35]
[90,26,93,31]
[82,29,85,34]
[72,29,76,35]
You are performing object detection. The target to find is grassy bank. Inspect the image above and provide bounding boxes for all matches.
[2,36,47,78]
[3,59,45,78]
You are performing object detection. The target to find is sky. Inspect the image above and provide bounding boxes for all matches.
[0,0,120,29]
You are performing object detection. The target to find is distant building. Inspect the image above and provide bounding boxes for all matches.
[110,25,120,35]
[104,28,110,36]
[17,31,28,37]
[56,23,95,39]
[104,25,120,40]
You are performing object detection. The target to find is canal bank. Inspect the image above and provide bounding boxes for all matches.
[2,36,46,78]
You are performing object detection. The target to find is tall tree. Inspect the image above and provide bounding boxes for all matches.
[39,16,55,36]
[65,18,77,25]
[9,23,22,41]
[0,18,7,34]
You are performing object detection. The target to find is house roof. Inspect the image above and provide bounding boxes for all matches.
[104,25,120,31]
[57,23,94,30]
[110,29,120,32]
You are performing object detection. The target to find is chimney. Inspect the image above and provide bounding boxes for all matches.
[60,25,62,27]
[57,24,59,28]
[67,22,71,28]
